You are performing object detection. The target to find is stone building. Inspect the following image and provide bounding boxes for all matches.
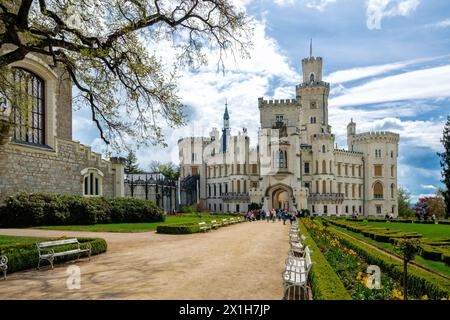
[0,48,124,202]
[178,53,399,217]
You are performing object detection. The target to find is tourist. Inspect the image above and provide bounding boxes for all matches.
[271,209,276,223]
[277,209,282,222]
[281,210,287,225]
[432,214,436,222]
[266,210,270,222]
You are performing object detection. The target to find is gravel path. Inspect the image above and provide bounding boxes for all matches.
[0,220,290,300]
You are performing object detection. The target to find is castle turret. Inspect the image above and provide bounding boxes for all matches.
[222,101,230,153]
[347,119,356,150]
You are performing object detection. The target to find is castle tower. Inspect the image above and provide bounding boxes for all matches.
[297,41,330,144]
[222,101,230,153]
[347,119,356,150]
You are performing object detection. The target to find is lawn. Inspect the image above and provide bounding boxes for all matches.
[32,215,230,233]
[329,222,450,278]
[0,235,50,246]
[361,221,450,239]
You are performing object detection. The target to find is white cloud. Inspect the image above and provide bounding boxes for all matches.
[305,0,337,11]
[421,184,437,190]
[273,0,296,6]
[329,64,450,107]
[426,18,450,29]
[366,0,420,30]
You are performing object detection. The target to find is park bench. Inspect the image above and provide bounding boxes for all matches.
[210,220,221,229]
[0,255,7,280]
[283,247,313,300]
[198,222,211,232]
[222,218,230,226]
[36,239,91,269]
[229,218,236,224]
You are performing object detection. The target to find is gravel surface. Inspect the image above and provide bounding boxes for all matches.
[0,220,289,300]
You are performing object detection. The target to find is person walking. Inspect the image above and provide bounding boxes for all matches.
[281,209,287,225]
[271,209,276,223]
[266,210,270,222]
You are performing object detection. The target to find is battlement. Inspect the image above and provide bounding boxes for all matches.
[312,133,335,140]
[333,148,364,156]
[352,131,400,143]
[302,57,323,63]
[296,81,329,90]
[258,97,298,107]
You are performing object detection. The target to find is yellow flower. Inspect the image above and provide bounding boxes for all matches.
[356,272,362,280]
[420,295,429,300]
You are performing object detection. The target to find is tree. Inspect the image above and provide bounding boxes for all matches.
[149,160,179,180]
[0,0,252,149]
[124,150,141,173]
[438,116,450,218]
[397,186,414,217]
[395,238,421,300]
[414,195,446,218]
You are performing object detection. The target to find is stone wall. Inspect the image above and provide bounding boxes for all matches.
[0,138,116,202]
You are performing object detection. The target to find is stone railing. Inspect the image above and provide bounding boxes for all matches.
[308,193,344,203]
[220,192,250,202]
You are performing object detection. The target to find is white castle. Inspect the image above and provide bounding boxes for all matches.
[178,51,399,217]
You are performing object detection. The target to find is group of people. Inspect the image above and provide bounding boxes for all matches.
[245,208,297,225]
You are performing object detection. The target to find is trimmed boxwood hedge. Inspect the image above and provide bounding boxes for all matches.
[157,223,200,234]
[327,229,450,299]
[0,237,107,273]
[299,220,352,300]
[0,192,165,227]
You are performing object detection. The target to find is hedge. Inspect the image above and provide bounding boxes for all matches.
[0,237,107,273]
[157,223,200,234]
[0,192,165,227]
[299,220,352,300]
[326,228,450,299]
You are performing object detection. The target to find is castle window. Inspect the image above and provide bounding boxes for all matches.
[322,180,326,193]
[11,68,45,146]
[322,160,327,174]
[322,145,326,153]
[376,205,382,214]
[310,116,316,124]
[391,183,395,198]
[252,164,258,174]
[277,149,287,168]
[391,151,394,158]
[275,114,284,122]
[81,168,103,196]
[374,181,383,199]
[310,101,317,109]
[310,73,315,82]
[304,162,310,174]
[391,165,395,177]
[374,165,382,177]
[324,205,328,214]
[315,160,319,174]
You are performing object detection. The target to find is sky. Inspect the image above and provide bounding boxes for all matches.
[72,0,450,204]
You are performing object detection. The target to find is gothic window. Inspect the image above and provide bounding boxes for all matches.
[391,150,394,158]
[329,160,333,173]
[374,181,383,199]
[374,165,383,177]
[322,180,326,193]
[310,116,316,124]
[391,183,395,198]
[275,114,284,122]
[322,160,327,174]
[315,160,319,174]
[322,145,326,153]
[310,73,315,82]
[391,165,395,177]
[304,162,310,174]
[11,68,45,146]
[81,168,103,196]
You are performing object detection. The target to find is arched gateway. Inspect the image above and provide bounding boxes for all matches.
[264,184,294,211]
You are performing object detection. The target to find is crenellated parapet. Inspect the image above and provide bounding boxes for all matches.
[312,133,335,141]
[352,131,400,144]
[333,148,364,157]
[258,97,298,108]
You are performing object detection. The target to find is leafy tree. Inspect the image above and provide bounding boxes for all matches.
[395,238,421,300]
[124,150,141,174]
[438,116,450,218]
[149,160,179,180]
[0,0,252,149]
[248,202,261,211]
[397,186,414,217]
[414,195,445,218]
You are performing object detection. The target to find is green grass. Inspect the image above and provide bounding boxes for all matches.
[330,223,450,278]
[32,215,233,233]
[362,221,450,239]
[0,235,50,246]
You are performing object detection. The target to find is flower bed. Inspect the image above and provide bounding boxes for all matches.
[303,218,421,300]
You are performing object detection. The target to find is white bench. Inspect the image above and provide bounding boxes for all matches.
[210,220,221,229]
[198,222,211,232]
[36,239,91,269]
[0,255,7,280]
[222,218,230,226]
[283,247,313,300]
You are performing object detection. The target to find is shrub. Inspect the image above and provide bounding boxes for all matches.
[299,220,352,300]
[0,237,107,273]
[157,223,200,234]
[443,254,450,266]
[420,245,443,261]
[0,192,165,227]
[179,206,197,214]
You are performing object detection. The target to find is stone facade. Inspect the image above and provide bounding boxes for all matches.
[178,54,399,217]
[0,49,124,202]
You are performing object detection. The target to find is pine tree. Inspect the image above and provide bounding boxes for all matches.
[438,116,450,219]
[124,150,141,174]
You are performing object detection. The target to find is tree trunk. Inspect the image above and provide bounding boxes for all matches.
[403,258,408,300]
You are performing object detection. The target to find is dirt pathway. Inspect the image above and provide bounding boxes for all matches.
[0,220,290,300]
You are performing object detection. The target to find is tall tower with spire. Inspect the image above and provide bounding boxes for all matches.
[222,101,230,153]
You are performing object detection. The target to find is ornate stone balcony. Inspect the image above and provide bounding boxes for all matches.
[308,193,344,203]
[220,192,250,202]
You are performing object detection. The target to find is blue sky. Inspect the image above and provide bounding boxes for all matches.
[73,0,450,204]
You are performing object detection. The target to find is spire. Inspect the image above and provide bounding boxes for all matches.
[310,38,312,58]
[223,99,229,120]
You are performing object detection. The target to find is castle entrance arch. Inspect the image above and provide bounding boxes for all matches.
[264,184,294,211]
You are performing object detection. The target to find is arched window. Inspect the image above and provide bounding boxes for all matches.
[315,160,319,174]
[81,168,103,196]
[322,145,326,153]
[11,68,45,145]
[322,160,327,173]
[374,181,383,199]
[322,180,326,193]
[329,160,333,173]
[310,73,315,82]
[391,184,395,198]
[277,149,287,168]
